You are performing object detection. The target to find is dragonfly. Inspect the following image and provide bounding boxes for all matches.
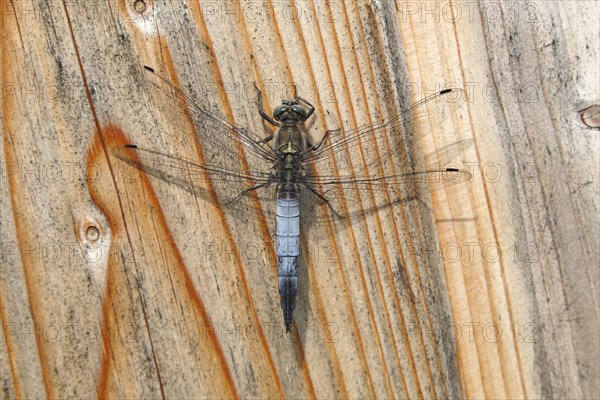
[113,65,471,333]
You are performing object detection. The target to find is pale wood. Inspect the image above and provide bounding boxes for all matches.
[1,1,598,399]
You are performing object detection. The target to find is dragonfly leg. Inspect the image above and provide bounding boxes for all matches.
[254,82,280,127]
[225,180,273,205]
[307,128,339,152]
[304,185,343,218]
[258,134,274,144]
[295,94,315,122]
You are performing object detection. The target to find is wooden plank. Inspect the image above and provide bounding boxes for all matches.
[1,0,598,398]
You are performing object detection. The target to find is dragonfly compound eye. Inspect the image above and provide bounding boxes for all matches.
[273,104,307,122]
[291,105,307,119]
[273,105,287,121]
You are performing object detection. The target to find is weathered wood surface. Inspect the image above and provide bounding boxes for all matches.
[1,1,598,398]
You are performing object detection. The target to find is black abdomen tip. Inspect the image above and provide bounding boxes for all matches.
[440,88,452,94]
[143,65,155,72]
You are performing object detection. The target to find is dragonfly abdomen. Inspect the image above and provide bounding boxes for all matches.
[276,189,300,333]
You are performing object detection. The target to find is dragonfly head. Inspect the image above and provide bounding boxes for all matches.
[273,100,308,123]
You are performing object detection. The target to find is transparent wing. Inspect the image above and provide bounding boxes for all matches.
[305,88,467,173]
[114,65,283,214]
[302,166,471,219]
[301,89,470,218]
[112,144,276,214]
[141,65,277,170]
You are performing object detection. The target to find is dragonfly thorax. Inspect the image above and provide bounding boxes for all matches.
[273,124,307,157]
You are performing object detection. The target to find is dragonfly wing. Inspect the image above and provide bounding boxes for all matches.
[112,144,276,215]
[302,166,471,219]
[141,66,277,176]
[305,88,467,176]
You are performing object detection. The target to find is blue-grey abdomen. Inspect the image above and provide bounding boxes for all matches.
[276,190,300,332]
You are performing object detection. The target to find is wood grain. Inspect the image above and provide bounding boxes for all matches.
[1,1,598,398]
